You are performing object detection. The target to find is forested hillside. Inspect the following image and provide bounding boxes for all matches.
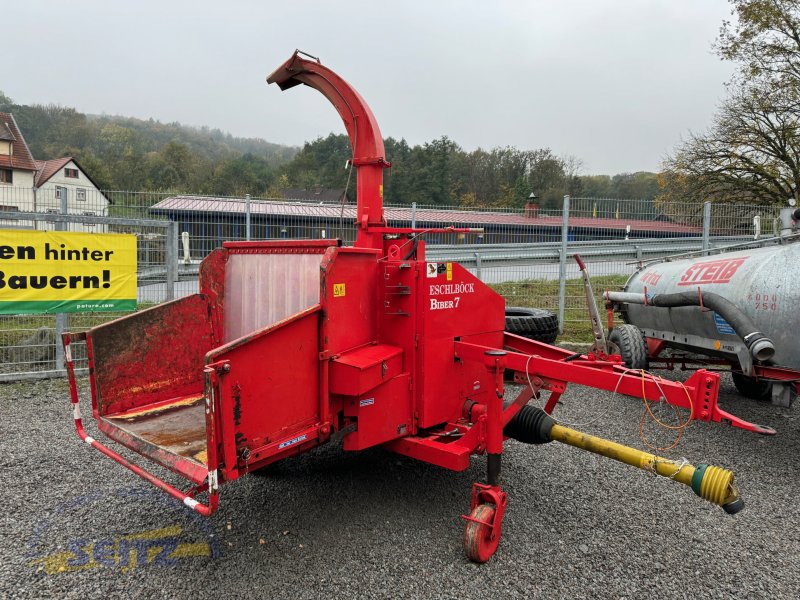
[0,91,659,207]
[0,91,296,194]
[290,133,660,209]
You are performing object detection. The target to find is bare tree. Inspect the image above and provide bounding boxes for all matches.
[658,0,800,210]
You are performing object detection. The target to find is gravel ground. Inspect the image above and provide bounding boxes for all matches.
[2,372,798,599]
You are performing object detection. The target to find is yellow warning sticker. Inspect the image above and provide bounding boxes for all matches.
[333,283,346,297]
[446,262,452,281]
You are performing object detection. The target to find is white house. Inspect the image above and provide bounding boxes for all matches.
[0,111,111,231]
[0,112,37,212]
[35,157,111,230]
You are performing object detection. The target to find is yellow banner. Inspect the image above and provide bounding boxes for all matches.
[0,230,137,314]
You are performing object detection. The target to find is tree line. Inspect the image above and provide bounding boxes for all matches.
[287,133,660,209]
[0,91,659,210]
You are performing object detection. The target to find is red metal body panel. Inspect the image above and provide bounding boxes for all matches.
[199,249,228,342]
[223,239,334,251]
[330,344,403,396]
[320,247,381,354]
[418,262,505,428]
[207,306,322,480]
[343,374,412,450]
[88,294,216,416]
[378,261,418,371]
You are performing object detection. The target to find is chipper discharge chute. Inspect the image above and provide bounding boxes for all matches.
[64,50,745,562]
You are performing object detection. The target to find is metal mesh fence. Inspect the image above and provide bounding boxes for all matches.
[551,198,783,339]
[0,188,787,379]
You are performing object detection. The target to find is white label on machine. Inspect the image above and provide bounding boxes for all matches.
[278,434,308,449]
[426,262,438,278]
[713,313,736,335]
[430,297,460,310]
[360,398,375,407]
[429,283,474,295]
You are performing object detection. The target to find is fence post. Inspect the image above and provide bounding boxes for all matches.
[166,221,178,302]
[411,202,417,229]
[558,195,570,334]
[54,187,69,371]
[702,201,711,255]
[245,194,252,241]
[474,252,482,281]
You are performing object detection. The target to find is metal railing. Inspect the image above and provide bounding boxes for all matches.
[0,209,176,381]
[0,188,785,379]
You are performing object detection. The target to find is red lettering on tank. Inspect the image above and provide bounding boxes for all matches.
[640,271,662,286]
[678,257,747,286]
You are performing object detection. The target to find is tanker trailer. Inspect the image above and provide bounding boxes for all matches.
[606,203,800,408]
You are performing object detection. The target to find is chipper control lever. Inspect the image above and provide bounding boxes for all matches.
[504,405,744,514]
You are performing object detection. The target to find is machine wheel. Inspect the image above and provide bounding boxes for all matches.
[731,372,772,401]
[505,307,559,344]
[464,504,500,563]
[608,324,649,370]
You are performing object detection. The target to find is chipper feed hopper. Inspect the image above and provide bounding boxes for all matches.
[64,51,744,562]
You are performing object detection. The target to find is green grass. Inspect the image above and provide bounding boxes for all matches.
[0,302,157,346]
[491,274,629,343]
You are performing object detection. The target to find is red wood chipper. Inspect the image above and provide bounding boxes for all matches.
[64,51,745,562]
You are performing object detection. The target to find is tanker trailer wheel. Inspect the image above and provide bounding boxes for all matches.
[731,372,772,401]
[505,307,559,344]
[464,504,501,563]
[608,324,649,370]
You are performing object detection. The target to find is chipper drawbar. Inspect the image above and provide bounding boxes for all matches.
[64,51,744,562]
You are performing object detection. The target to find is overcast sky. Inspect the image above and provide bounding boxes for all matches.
[5,0,736,174]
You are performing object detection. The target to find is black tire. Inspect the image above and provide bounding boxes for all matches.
[608,324,649,370]
[731,372,772,401]
[505,307,559,345]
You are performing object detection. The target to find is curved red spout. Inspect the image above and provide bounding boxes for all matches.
[267,51,391,248]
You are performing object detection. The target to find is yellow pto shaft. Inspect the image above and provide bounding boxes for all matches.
[504,406,744,514]
[550,424,743,513]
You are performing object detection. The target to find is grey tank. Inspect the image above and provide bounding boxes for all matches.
[622,242,800,371]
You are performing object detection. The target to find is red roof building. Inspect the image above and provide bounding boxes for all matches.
[34,157,74,187]
[151,195,701,254]
[0,112,37,172]
[0,113,109,221]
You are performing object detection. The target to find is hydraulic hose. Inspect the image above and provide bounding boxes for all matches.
[605,290,775,362]
[504,406,744,514]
